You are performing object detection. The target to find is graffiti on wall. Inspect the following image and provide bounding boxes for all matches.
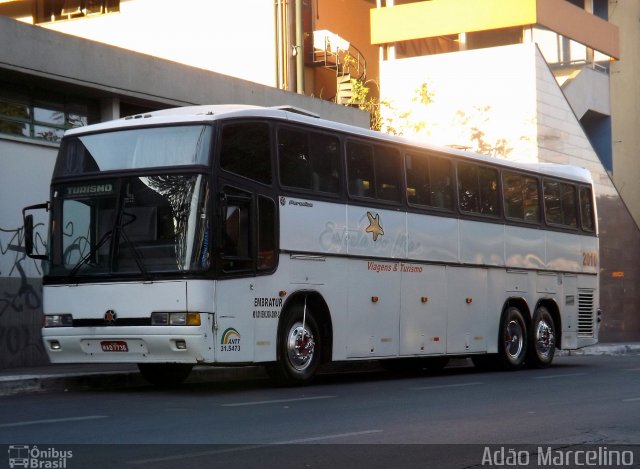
[0,222,48,368]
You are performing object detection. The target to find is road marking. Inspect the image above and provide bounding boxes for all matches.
[0,415,107,428]
[130,430,383,465]
[622,397,640,402]
[221,395,336,407]
[275,429,383,444]
[409,382,483,391]
[533,373,586,380]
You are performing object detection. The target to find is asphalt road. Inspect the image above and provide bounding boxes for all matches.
[1,355,639,468]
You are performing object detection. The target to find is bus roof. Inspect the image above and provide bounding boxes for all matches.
[64,104,594,185]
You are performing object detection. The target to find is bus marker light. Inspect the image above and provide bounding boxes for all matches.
[466,298,473,304]
[421,297,429,303]
[186,313,201,326]
[279,290,287,297]
[371,296,379,303]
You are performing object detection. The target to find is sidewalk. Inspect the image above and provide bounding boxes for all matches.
[1,343,639,397]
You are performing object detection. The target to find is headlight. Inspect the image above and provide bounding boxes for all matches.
[151,312,201,326]
[44,314,73,328]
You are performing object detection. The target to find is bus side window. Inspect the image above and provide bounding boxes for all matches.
[458,163,480,213]
[561,183,577,227]
[543,179,577,227]
[503,172,539,222]
[430,156,453,210]
[580,186,595,232]
[478,166,499,216]
[347,142,375,198]
[406,152,431,206]
[309,132,340,193]
[278,128,341,194]
[375,145,401,202]
[278,128,312,190]
[220,123,272,185]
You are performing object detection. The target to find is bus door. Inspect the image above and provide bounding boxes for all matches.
[213,183,278,363]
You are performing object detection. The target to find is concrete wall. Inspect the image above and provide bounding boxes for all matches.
[0,139,56,368]
[609,0,640,230]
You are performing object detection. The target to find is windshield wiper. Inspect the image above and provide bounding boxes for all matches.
[68,229,113,278]
[117,211,150,280]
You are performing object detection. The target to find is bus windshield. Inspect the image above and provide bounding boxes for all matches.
[48,174,210,278]
[53,125,212,176]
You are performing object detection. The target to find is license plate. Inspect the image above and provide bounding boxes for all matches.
[100,340,129,352]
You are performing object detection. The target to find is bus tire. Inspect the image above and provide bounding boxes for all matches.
[137,363,193,387]
[527,306,556,369]
[269,303,321,386]
[498,306,527,371]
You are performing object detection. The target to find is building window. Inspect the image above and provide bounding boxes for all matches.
[36,0,120,24]
[0,81,95,143]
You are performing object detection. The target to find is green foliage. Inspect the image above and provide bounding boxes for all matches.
[344,81,522,159]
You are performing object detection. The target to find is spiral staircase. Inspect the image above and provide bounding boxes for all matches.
[311,30,367,105]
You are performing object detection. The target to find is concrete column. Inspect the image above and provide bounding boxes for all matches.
[100,97,120,122]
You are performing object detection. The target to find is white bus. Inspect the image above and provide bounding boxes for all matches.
[23,105,600,386]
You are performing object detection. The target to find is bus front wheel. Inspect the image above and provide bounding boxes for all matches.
[268,303,321,386]
[498,306,527,371]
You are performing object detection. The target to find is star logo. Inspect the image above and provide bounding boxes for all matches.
[365,211,384,242]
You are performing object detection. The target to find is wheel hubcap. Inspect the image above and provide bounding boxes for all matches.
[287,322,315,371]
[535,320,555,360]
[505,320,524,360]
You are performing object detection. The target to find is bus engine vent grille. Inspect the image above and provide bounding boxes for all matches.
[577,289,595,338]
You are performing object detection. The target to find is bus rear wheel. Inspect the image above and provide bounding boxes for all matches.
[527,306,556,368]
[498,306,527,371]
[268,303,321,386]
[137,363,193,387]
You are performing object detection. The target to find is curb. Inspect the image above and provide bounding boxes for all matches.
[562,343,640,356]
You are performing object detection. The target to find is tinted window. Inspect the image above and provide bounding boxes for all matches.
[347,142,375,198]
[579,186,595,232]
[375,146,401,202]
[220,123,272,184]
[406,152,453,210]
[278,127,340,193]
[458,163,499,216]
[543,179,577,227]
[347,141,401,202]
[503,172,540,222]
